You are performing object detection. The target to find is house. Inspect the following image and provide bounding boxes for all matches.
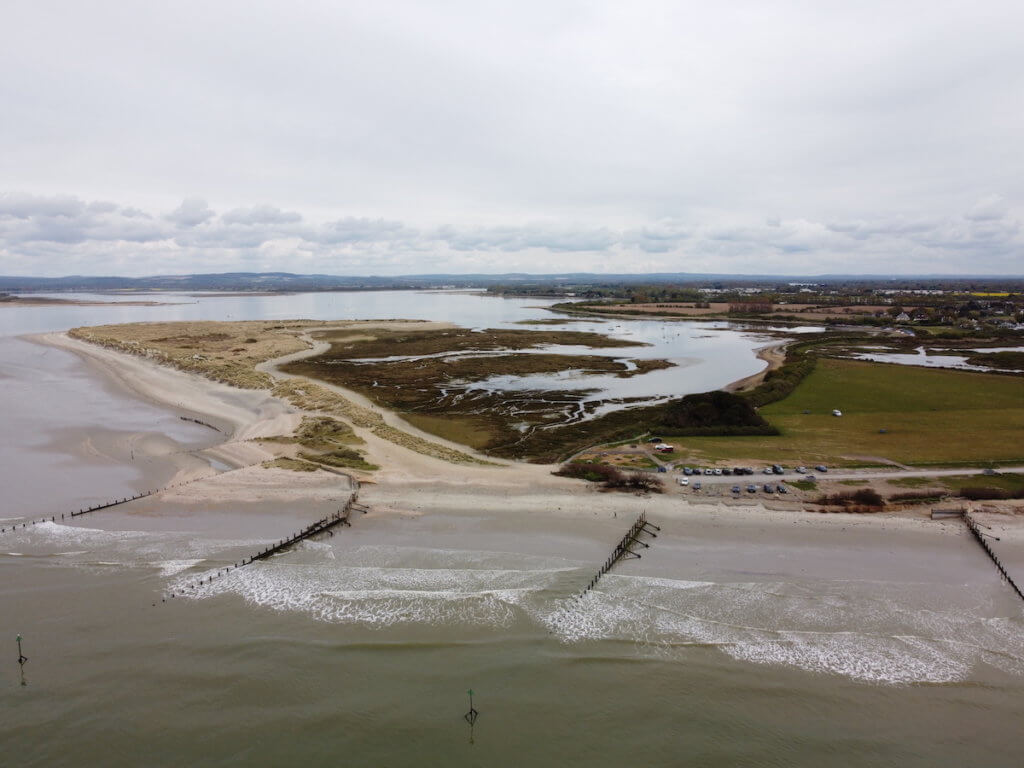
[894,312,911,323]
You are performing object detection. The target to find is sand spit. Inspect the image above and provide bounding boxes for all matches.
[35,325,1024,553]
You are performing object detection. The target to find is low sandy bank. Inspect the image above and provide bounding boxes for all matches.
[38,332,295,480]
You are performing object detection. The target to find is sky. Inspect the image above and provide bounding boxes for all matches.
[1,1,1022,277]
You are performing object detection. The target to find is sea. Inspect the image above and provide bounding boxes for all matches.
[1,290,1022,767]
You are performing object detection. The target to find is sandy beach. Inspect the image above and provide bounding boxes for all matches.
[36,327,1024,551]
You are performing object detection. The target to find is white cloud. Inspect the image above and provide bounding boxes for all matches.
[0,192,1020,276]
[166,198,215,228]
[0,3,1022,275]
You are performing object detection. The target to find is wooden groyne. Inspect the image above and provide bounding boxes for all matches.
[1,460,265,536]
[179,415,222,433]
[963,511,1024,602]
[576,512,660,598]
[550,512,660,624]
[1,490,155,533]
[168,494,361,598]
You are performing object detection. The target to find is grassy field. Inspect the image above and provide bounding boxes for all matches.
[672,359,1024,467]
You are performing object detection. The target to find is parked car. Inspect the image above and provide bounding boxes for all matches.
[704,469,713,476]
[795,466,807,474]
[763,484,775,493]
[683,467,693,475]
[678,477,689,486]
[722,468,733,475]
[806,475,816,481]
[713,468,723,476]
[693,481,702,490]
[815,465,828,472]
[657,466,667,473]
[772,465,784,474]
[776,484,788,493]
[648,437,662,443]
[731,485,741,493]
[747,484,757,493]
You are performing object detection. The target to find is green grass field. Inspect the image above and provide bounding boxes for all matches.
[675,359,1024,467]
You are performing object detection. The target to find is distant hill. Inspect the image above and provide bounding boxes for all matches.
[0,271,1020,293]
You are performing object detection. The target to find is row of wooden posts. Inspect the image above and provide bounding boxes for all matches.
[550,513,660,627]
[166,495,362,599]
[0,491,154,534]
[577,512,660,598]
[0,461,267,536]
[963,511,1024,602]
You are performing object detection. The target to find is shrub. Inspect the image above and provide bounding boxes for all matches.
[659,390,772,433]
[554,462,624,484]
[959,486,1024,500]
[815,489,884,508]
[888,491,944,504]
[553,463,663,492]
[619,472,664,493]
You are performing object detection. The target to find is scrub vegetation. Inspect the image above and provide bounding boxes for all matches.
[69,320,321,388]
[281,326,679,461]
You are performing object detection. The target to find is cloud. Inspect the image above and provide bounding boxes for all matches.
[0,193,86,219]
[221,205,303,226]
[166,198,215,227]
[0,192,1021,276]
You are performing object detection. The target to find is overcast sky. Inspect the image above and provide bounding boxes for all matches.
[2,1,1022,276]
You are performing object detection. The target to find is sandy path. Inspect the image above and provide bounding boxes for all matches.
[254,327,576,491]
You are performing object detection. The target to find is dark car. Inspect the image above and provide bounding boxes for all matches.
[747,484,757,493]
[731,485,741,493]
[657,466,667,473]
[693,481,702,490]
[683,467,693,475]
[815,465,828,472]
[772,465,784,474]
[776,484,788,493]
[722,468,733,475]
[763,483,775,493]
[648,437,662,443]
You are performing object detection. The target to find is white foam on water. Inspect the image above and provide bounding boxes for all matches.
[27,520,150,544]
[337,544,578,571]
[4,552,24,556]
[158,559,206,577]
[151,540,1024,685]
[542,573,1024,684]
[168,561,566,629]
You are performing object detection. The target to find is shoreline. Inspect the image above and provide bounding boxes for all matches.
[723,341,787,393]
[33,327,1019,541]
